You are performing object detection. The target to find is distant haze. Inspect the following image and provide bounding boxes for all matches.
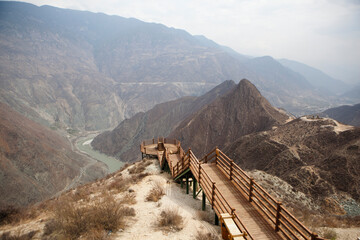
[7,0,360,84]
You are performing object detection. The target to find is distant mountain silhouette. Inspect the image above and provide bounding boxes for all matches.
[279,59,350,95]
[320,103,360,127]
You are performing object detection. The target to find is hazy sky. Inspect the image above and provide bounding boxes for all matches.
[13,0,360,84]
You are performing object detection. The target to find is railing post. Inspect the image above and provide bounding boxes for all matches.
[230,160,233,180]
[205,155,207,163]
[198,164,201,184]
[249,178,254,202]
[215,147,219,165]
[202,191,206,211]
[231,208,235,218]
[193,177,197,199]
[211,182,216,208]
[153,138,155,144]
[275,202,282,232]
[214,213,219,226]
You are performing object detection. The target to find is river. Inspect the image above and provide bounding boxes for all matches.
[76,134,124,173]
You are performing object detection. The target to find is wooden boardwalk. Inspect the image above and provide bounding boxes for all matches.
[140,138,325,240]
[202,163,282,239]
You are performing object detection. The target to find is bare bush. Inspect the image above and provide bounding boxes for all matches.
[195,231,220,240]
[196,210,213,224]
[0,230,38,240]
[146,181,165,202]
[120,192,137,205]
[120,206,136,217]
[323,228,337,240]
[157,208,183,231]
[46,194,125,239]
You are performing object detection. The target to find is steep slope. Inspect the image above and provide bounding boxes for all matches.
[224,116,360,213]
[279,58,349,95]
[169,79,289,157]
[320,103,360,127]
[92,80,236,162]
[0,103,106,208]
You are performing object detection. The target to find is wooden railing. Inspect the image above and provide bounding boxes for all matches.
[213,148,324,240]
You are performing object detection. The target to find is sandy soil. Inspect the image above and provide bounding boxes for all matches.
[114,160,221,239]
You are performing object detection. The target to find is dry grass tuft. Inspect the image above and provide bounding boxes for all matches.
[195,231,220,240]
[146,181,165,202]
[120,192,137,205]
[157,208,184,231]
[128,159,152,174]
[107,177,129,192]
[0,205,39,226]
[43,194,126,239]
[196,210,214,224]
[130,173,150,184]
[0,230,38,240]
[322,228,337,240]
[120,206,136,217]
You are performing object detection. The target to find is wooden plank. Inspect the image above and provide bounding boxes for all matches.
[201,163,283,240]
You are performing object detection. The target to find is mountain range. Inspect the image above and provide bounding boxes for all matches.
[0,1,356,133]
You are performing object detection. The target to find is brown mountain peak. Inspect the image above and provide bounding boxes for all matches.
[170,79,289,157]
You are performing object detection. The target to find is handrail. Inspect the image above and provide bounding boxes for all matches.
[141,139,326,240]
[214,147,324,240]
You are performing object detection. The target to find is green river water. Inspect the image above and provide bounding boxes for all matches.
[76,135,124,173]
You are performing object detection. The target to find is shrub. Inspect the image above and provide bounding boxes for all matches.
[157,208,183,231]
[196,210,213,224]
[195,231,220,240]
[146,181,165,202]
[323,228,337,240]
[107,177,129,192]
[120,206,136,217]
[0,206,20,225]
[120,192,137,205]
[48,194,125,239]
[0,231,38,240]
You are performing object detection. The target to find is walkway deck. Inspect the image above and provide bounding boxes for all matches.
[202,163,282,239]
[140,138,325,240]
